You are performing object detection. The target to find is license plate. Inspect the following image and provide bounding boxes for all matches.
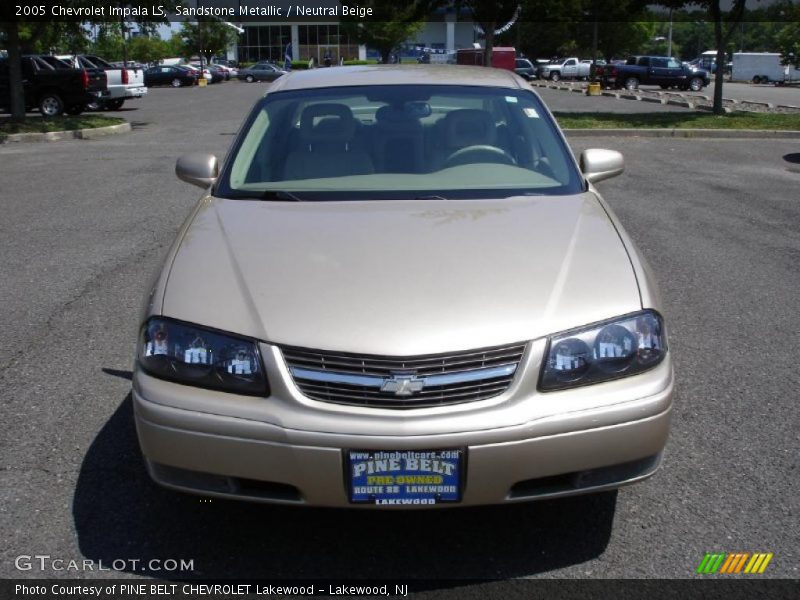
[346,449,463,505]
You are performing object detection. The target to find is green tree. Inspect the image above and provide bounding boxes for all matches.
[776,4,800,69]
[128,35,167,66]
[91,24,126,61]
[704,0,755,114]
[463,1,522,67]
[340,1,436,64]
[515,0,656,62]
[657,1,757,113]
[612,21,656,60]
[180,20,237,67]
[164,32,186,59]
[515,0,585,60]
[671,16,716,60]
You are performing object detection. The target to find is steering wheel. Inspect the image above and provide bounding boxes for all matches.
[443,145,516,169]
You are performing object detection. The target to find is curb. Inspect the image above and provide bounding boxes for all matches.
[0,121,131,144]
[667,99,695,108]
[563,128,800,138]
[533,81,800,114]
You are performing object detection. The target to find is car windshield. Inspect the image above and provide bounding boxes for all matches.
[217,84,583,200]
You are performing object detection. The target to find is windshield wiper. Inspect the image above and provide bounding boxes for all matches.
[258,190,306,202]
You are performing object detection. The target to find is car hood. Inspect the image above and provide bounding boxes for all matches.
[161,193,641,355]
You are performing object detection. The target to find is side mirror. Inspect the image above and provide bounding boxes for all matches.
[580,148,624,184]
[176,153,219,189]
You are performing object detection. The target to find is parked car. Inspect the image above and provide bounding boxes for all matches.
[0,55,107,116]
[110,61,145,70]
[36,55,74,70]
[206,65,228,83]
[143,65,197,88]
[237,62,287,83]
[538,57,591,81]
[687,51,730,75]
[56,54,146,111]
[514,58,536,80]
[598,56,710,91]
[210,63,237,80]
[190,63,225,84]
[211,58,238,69]
[133,65,673,508]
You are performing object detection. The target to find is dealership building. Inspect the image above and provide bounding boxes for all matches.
[234,9,478,64]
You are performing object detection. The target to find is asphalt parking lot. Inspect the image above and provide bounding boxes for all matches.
[671,80,800,106]
[1,80,798,582]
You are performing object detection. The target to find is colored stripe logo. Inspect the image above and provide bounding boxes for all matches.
[697,552,773,574]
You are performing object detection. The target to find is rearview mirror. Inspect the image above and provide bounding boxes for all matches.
[580,149,624,184]
[176,153,219,189]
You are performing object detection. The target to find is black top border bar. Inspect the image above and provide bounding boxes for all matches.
[2,1,799,24]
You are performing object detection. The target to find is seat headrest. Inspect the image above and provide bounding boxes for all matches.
[300,103,357,141]
[443,109,497,147]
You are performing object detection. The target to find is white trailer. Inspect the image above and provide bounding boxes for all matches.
[732,52,800,84]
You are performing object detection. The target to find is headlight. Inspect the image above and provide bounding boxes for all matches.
[539,310,667,391]
[137,318,268,395]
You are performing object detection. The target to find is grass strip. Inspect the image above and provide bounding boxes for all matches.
[0,115,125,138]
[554,111,800,130]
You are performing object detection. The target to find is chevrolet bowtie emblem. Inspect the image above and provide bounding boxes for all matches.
[381,374,425,396]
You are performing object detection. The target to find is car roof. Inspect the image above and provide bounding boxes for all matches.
[267,65,524,94]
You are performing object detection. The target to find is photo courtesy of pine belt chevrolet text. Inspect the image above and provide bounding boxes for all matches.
[132,65,673,508]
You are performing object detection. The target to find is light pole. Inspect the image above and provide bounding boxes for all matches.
[197,0,203,81]
[667,7,674,57]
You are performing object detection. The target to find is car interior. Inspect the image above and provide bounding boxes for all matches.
[234,89,569,188]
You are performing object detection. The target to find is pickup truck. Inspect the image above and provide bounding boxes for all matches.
[0,55,107,116]
[537,58,591,81]
[57,54,146,110]
[598,56,710,91]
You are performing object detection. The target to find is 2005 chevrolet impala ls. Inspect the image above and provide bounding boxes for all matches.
[133,65,673,508]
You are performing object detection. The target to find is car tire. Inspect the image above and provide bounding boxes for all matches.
[64,104,84,116]
[624,77,639,91]
[659,84,670,89]
[689,77,704,92]
[39,93,64,117]
[246,74,255,83]
[105,98,125,110]
[171,78,183,88]
[549,72,560,82]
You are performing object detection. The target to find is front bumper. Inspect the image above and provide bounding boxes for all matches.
[133,341,673,508]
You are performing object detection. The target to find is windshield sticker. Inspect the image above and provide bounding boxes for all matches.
[524,107,539,118]
[505,96,518,103]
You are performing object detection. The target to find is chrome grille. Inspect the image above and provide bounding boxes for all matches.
[282,343,526,409]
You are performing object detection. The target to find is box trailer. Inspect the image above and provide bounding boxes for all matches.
[456,47,516,71]
[732,52,800,84]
